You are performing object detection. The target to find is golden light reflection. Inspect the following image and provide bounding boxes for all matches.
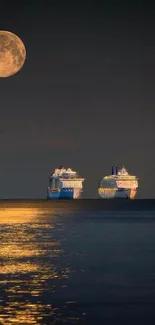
[0,302,54,324]
[0,263,39,274]
[0,207,48,223]
[0,206,71,324]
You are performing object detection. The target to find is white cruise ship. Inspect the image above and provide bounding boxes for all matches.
[98,166,138,199]
[47,166,85,199]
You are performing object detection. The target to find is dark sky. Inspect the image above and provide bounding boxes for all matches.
[0,1,154,198]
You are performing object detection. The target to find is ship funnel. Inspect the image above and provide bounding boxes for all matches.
[112,166,116,175]
[115,166,118,175]
[112,166,117,175]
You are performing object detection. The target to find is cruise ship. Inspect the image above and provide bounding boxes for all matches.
[98,166,138,199]
[47,166,85,199]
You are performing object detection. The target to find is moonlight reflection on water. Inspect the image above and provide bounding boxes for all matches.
[0,207,74,324]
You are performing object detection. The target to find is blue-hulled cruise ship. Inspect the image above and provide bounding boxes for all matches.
[47,166,85,199]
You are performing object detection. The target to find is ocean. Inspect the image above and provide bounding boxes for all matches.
[0,199,155,325]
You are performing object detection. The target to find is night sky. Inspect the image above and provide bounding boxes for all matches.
[0,1,154,198]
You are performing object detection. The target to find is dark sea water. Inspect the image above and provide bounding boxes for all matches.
[0,199,155,325]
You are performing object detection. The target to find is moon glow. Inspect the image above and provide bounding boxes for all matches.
[0,31,26,77]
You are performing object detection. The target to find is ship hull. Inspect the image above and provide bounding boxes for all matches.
[98,188,138,199]
[47,187,82,199]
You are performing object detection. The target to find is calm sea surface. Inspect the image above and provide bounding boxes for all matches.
[0,199,155,325]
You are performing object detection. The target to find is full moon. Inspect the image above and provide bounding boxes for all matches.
[0,30,26,77]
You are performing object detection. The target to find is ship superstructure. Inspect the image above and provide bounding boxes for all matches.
[47,166,85,199]
[98,166,138,199]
